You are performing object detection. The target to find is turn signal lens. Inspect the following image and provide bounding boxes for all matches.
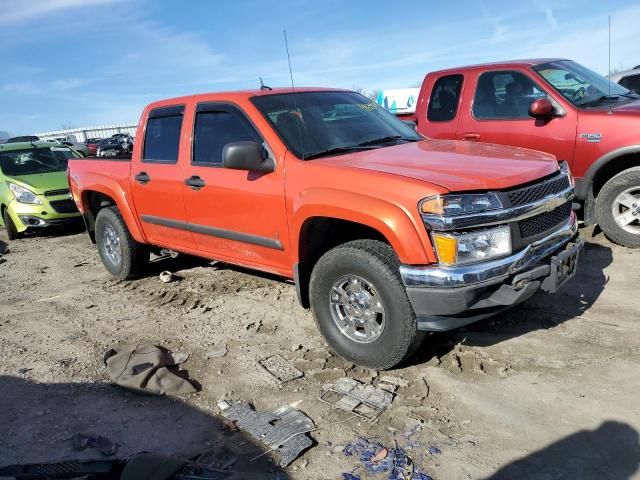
[433,235,458,265]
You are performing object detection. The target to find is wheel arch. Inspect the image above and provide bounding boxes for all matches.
[577,145,640,224]
[80,187,146,244]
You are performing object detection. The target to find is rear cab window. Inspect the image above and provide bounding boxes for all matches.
[192,104,262,167]
[427,74,463,122]
[473,71,547,120]
[143,105,184,164]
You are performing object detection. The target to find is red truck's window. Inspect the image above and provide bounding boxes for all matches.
[192,106,260,166]
[427,74,463,122]
[473,71,546,120]
[142,109,183,164]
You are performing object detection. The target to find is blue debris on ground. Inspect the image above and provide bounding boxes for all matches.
[341,425,438,480]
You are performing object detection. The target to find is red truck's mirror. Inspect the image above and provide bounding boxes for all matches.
[529,98,555,118]
[222,141,275,173]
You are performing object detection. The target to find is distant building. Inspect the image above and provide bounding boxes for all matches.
[32,123,137,142]
[376,88,420,114]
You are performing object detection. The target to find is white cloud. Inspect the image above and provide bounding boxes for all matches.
[0,0,122,25]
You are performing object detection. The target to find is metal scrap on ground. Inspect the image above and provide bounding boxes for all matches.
[257,353,304,384]
[320,377,393,422]
[217,400,314,467]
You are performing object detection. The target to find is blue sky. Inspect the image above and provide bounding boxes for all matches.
[0,0,638,135]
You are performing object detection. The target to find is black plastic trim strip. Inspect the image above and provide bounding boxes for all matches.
[140,214,283,250]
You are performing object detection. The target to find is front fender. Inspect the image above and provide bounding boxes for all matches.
[291,187,435,265]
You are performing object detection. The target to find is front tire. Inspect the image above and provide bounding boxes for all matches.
[309,240,421,370]
[2,208,21,241]
[95,206,149,280]
[595,167,640,248]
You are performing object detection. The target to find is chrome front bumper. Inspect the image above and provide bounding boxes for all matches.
[400,217,579,289]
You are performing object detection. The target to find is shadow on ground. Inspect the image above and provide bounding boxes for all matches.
[409,241,613,365]
[0,375,289,479]
[483,421,640,479]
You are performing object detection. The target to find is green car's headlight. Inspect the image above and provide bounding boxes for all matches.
[8,182,43,204]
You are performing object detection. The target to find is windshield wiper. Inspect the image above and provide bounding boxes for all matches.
[357,135,417,147]
[303,145,376,160]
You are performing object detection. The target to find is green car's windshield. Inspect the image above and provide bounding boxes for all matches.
[533,60,633,107]
[251,91,422,159]
[0,147,79,176]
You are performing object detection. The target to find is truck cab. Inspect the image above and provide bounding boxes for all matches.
[413,59,640,247]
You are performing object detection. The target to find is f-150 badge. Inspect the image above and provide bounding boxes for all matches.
[579,133,602,143]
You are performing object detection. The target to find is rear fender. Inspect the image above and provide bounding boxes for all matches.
[78,181,147,244]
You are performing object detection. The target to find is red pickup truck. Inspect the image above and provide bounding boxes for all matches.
[68,87,582,369]
[408,59,640,247]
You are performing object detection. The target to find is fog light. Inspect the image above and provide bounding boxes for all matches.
[19,216,46,227]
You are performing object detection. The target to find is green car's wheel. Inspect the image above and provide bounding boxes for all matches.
[2,207,21,241]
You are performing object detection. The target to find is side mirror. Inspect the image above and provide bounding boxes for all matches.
[529,98,555,118]
[222,141,275,173]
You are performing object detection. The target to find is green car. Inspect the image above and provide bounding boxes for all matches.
[0,142,82,240]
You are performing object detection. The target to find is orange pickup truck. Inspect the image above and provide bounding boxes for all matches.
[68,88,583,368]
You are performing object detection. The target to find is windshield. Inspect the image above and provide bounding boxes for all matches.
[0,147,78,176]
[251,91,422,159]
[533,60,632,107]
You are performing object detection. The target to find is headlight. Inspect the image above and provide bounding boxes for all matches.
[8,183,43,204]
[420,193,502,216]
[558,160,575,186]
[432,225,511,265]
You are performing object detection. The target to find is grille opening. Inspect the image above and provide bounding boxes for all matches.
[49,199,79,214]
[518,202,572,238]
[507,174,570,207]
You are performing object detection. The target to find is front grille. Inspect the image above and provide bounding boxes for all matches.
[518,202,572,238]
[44,188,70,197]
[507,174,570,206]
[49,199,79,214]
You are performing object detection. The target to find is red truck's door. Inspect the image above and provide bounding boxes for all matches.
[130,105,196,250]
[415,73,464,139]
[456,69,577,165]
[181,102,289,272]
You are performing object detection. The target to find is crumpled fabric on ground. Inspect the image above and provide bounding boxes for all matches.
[104,343,197,396]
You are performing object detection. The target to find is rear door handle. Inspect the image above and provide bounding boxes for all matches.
[134,172,150,184]
[185,175,206,190]
[462,133,481,141]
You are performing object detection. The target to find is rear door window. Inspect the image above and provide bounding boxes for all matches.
[142,106,184,163]
[427,74,463,122]
[192,104,261,166]
[473,71,547,120]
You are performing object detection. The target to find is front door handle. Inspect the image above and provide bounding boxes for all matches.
[185,175,206,190]
[134,172,150,184]
[462,133,481,141]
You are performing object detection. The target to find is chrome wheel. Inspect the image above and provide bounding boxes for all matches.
[102,224,122,266]
[612,187,640,235]
[329,274,385,343]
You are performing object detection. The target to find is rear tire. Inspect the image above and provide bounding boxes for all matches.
[95,206,149,280]
[2,208,21,241]
[309,239,420,370]
[595,167,640,248]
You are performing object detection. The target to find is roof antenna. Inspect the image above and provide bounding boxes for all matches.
[259,76,272,91]
[283,29,305,159]
[608,15,611,98]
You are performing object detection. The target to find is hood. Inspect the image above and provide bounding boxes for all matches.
[610,98,640,114]
[7,170,70,193]
[313,139,559,192]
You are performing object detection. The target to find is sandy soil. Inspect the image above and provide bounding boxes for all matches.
[0,225,639,479]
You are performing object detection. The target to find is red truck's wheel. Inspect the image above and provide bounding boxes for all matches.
[309,239,423,370]
[95,206,149,280]
[596,167,640,248]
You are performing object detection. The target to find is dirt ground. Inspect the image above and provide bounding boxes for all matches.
[0,225,639,479]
